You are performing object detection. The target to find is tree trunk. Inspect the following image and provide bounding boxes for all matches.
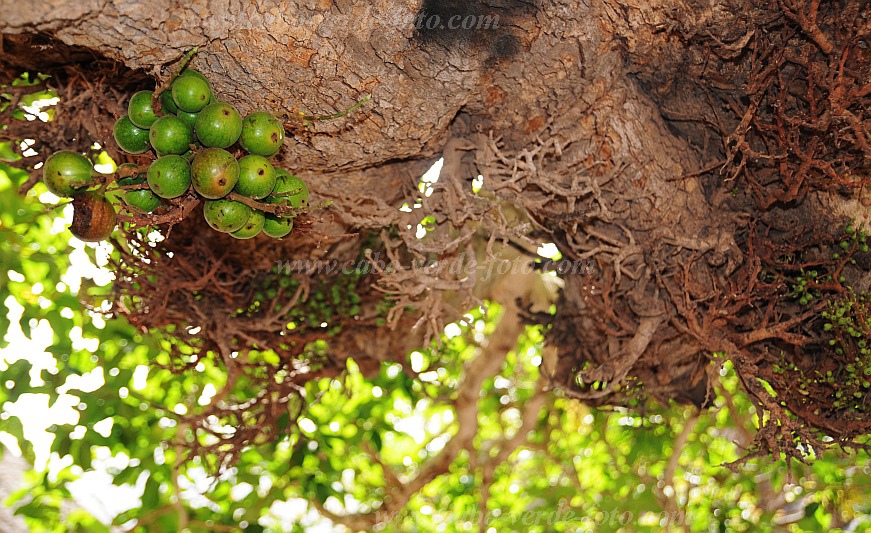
[2,0,868,461]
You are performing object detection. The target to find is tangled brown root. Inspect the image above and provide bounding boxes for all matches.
[548,0,871,461]
[107,211,412,464]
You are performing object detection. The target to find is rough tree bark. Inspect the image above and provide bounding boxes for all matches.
[2,0,868,490]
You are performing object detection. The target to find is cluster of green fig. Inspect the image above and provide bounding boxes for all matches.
[113,68,308,239]
[41,67,308,242]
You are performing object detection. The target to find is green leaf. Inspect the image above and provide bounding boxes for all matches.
[315,483,331,505]
[289,443,307,468]
[2,359,33,403]
[369,430,382,452]
[74,442,92,470]
[142,476,161,510]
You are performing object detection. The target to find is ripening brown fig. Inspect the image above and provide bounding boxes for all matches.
[69,191,118,242]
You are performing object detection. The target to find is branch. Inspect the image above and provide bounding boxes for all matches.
[567,315,664,400]
[187,521,237,532]
[660,411,699,533]
[663,412,699,489]
[17,168,41,195]
[309,499,374,532]
[477,381,549,529]
[118,194,201,227]
[172,431,190,531]
[118,505,175,531]
[360,440,403,491]
[311,269,538,530]
[778,0,834,54]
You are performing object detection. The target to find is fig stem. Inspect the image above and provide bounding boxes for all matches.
[116,182,152,191]
[295,94,370,125]
[175,47,200,76]
[153,46,201,108]
[225,192,306,217]
[44,200,73,213]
